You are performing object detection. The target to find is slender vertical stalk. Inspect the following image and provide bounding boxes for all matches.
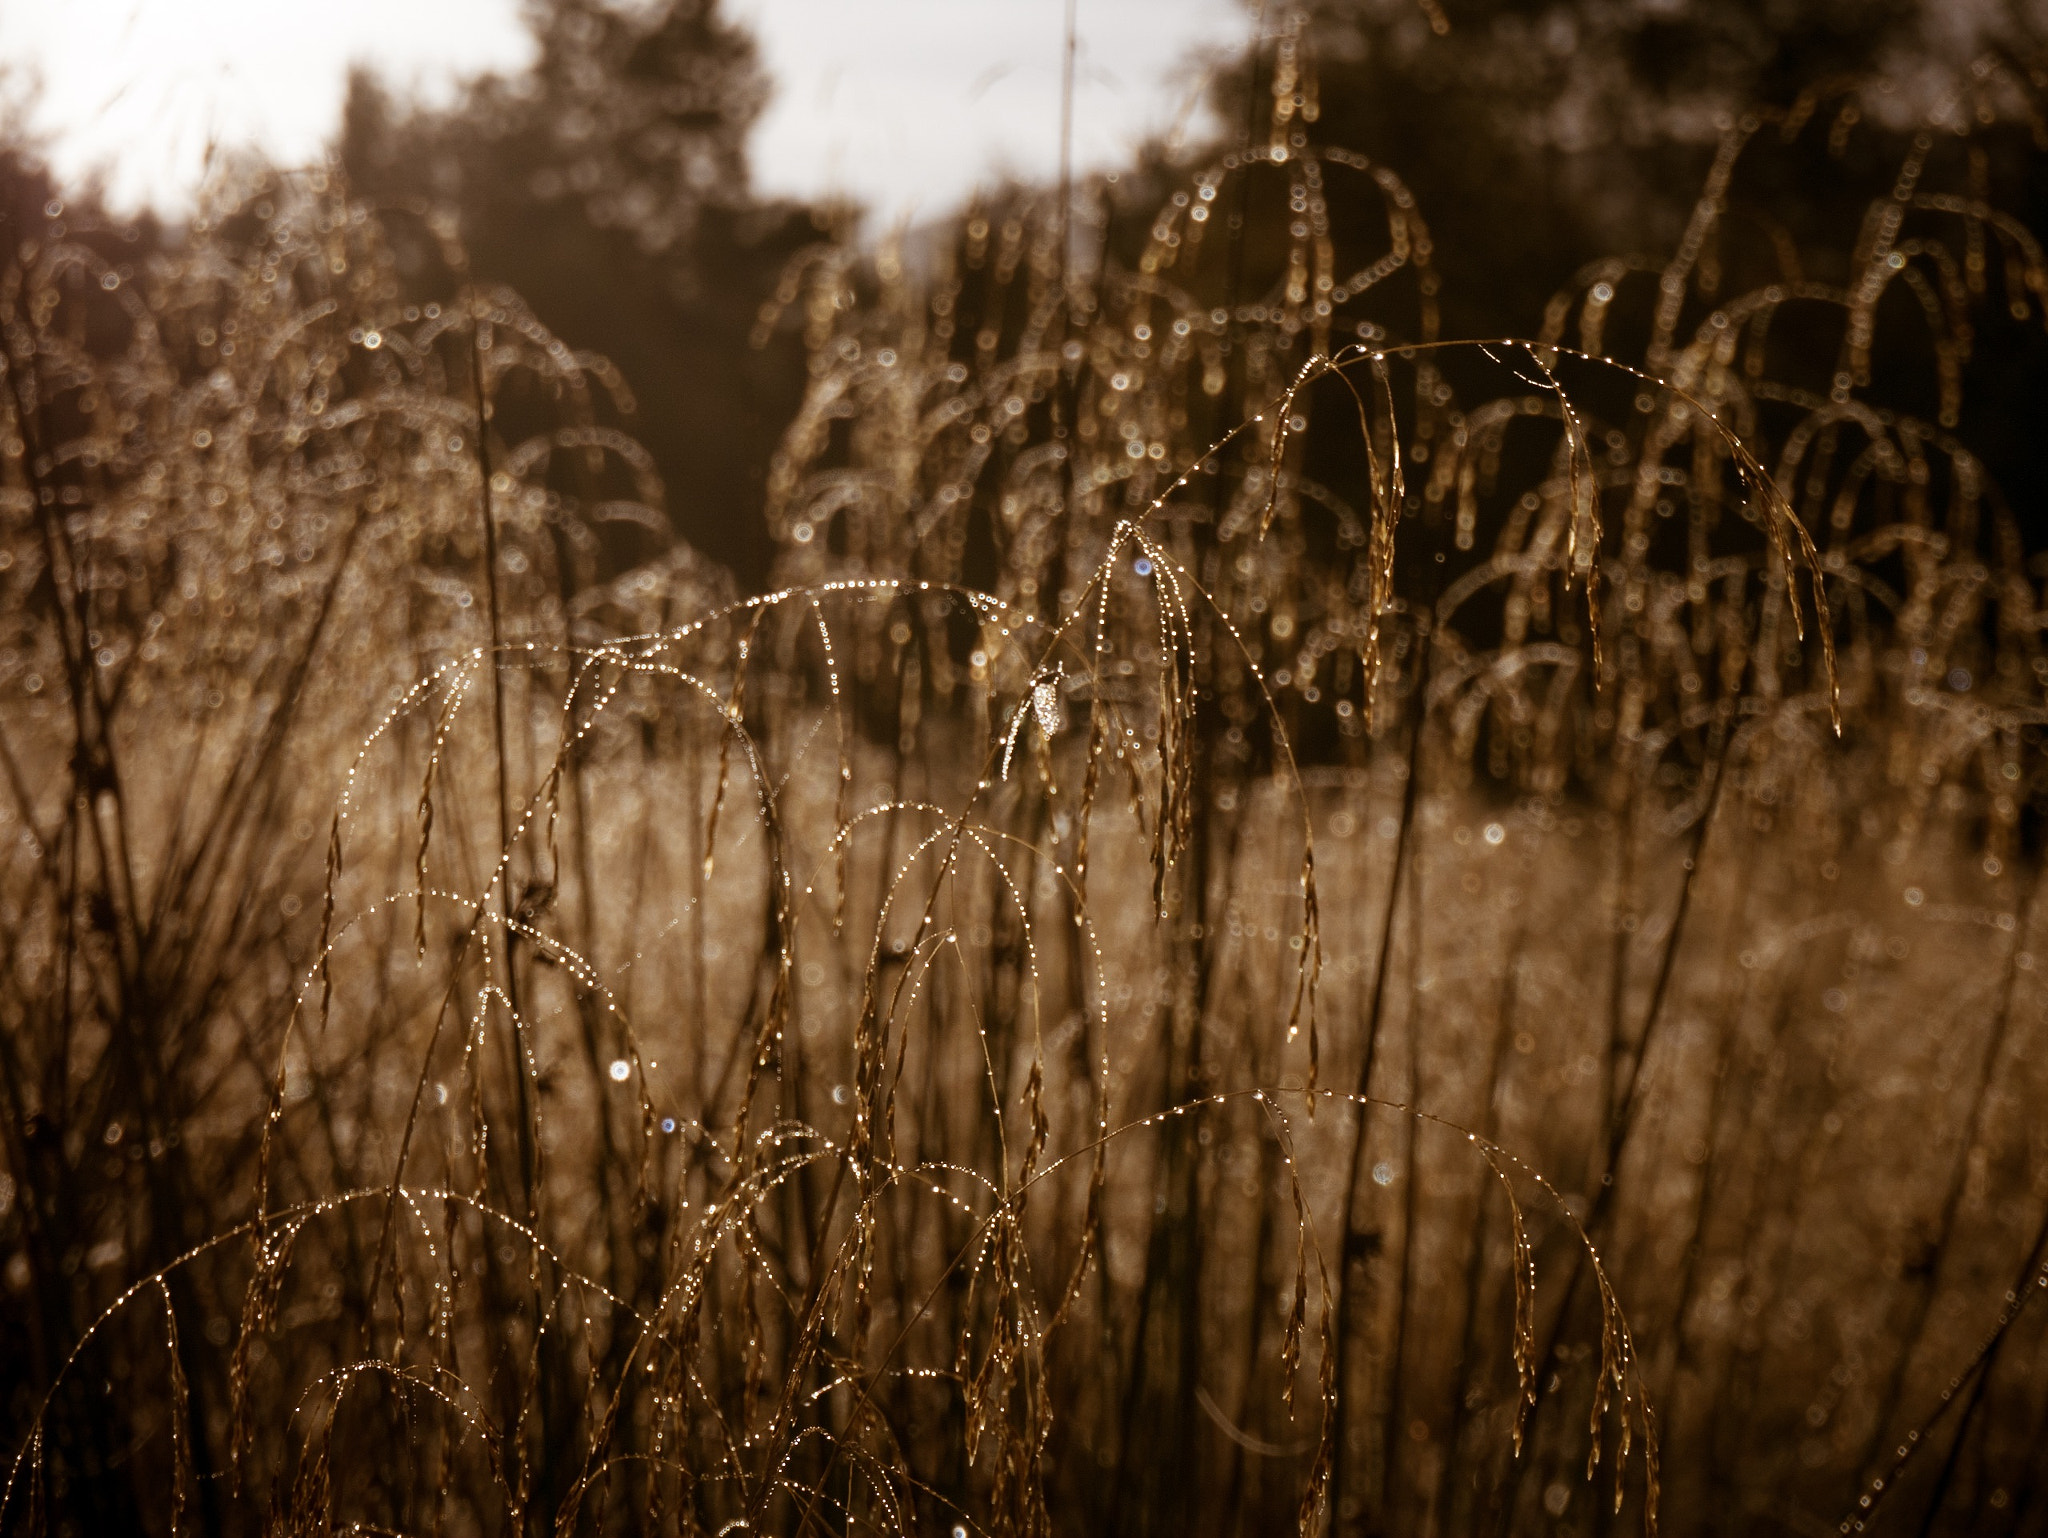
[1331,623,1428,1532]
[1858,870,2044,1500]
[1057,0,1077,299]
[462,281,539,1227]
[1383,767,1430,1519]
[460,277,557,1538]
[1440,922,1529,1526]
[1493,712,1733,1533]
[1912,1201,2048,1535]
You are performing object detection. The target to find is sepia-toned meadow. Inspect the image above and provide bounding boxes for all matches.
[4,15,2048,1536]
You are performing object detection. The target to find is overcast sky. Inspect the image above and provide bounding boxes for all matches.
[0,0,1251,221]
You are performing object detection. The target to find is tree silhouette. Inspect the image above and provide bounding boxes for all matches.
[341,0,830,583]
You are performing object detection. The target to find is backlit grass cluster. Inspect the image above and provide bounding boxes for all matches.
[5,34,2048,1538]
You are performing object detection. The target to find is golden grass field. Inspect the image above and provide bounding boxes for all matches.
[4,24,2048,1536]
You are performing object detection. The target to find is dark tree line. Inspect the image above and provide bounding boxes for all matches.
[328,0,2048,574]
[339,0,830,583]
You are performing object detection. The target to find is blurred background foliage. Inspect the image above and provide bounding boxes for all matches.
[1253,0,2048,530]
[336,0,829,580]
[6,0,2045,577]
